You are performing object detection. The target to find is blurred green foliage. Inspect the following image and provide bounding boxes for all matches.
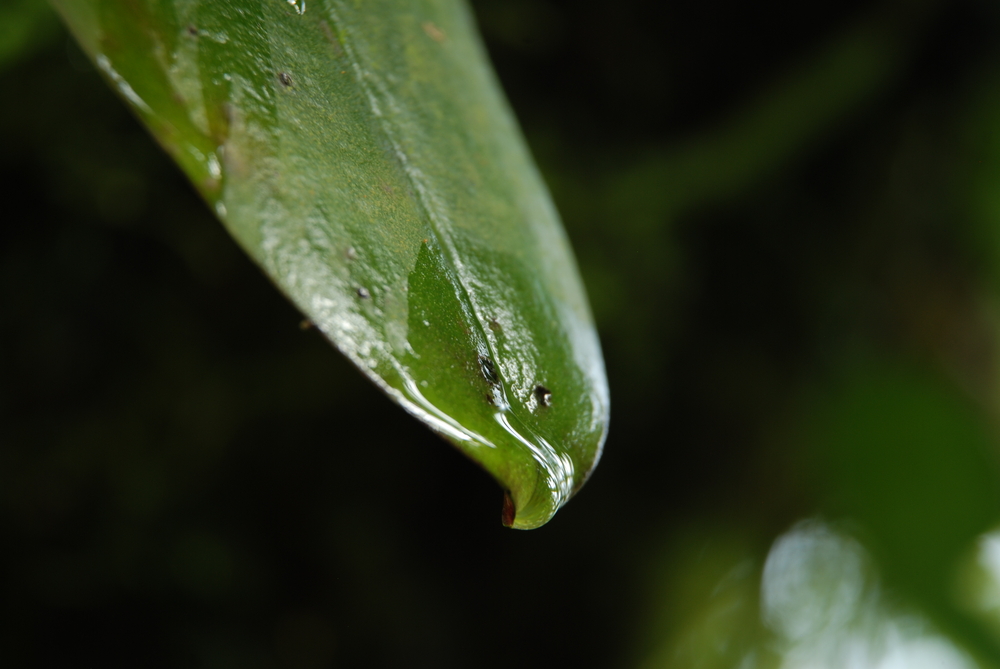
[0,0,59,73]
[7,0,1000,667]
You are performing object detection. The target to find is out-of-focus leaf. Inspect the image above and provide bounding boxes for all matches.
[600,7,929,230]
[639,521,983,669]
[50,0,609,529]
[812,362,1000,663]
[0,0,60,72]
[637,530,773,669]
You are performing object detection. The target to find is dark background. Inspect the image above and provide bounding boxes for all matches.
[5,0,1000,666]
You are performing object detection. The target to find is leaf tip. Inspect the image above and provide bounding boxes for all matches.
[501,490,516,528]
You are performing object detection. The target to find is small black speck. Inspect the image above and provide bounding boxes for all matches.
[186,25,199,36]
[278,72,292,87]
[356,287,370,299]
[479,355,498,385]
[534,385,552,407]
[485,394,495,406]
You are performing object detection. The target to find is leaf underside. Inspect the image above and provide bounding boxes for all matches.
[52,0,609,528]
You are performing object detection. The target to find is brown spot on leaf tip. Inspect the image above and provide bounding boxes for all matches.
[422,21,446,43]
[501,491,516,527]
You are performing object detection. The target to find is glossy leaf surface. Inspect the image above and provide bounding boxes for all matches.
[51,0,609,528]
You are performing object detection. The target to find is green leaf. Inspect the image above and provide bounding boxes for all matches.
[50,0,609,529]
[812,361,1000,663]
[0,0,60,73]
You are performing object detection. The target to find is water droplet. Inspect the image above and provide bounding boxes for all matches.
[95,54,151,113]
[207,152,221,179]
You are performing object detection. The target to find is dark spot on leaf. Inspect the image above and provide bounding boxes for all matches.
[488,318,502,333]
[186,25,199,37]
[278,72,293,87]
[485,394,495,406]
[534,385,552,407]
[479,355,498,385]
[501,491,516,527]
[356,287,370,299]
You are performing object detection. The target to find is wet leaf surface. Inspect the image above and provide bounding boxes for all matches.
[51,0,609,528]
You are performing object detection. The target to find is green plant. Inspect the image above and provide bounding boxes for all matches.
[49,0,609,529]
[9,1,1000,667]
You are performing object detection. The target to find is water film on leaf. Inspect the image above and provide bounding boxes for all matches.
[51,0,610,528]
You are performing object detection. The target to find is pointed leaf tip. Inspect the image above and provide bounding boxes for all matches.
[52,0,610,528]
[502,491,516,528]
